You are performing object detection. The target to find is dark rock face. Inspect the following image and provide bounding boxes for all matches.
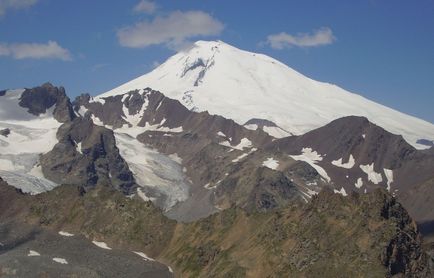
[267,116,434,224]
[0,90,6,97]
[417,139,434,147]
[19,82,75,123]
[375,193,429,277]
[74,93,128,128]
[244,118,292,136]
[309,189,431,277]
[40,116,136,194]
[244,118,278,128]
[0,128,10,137]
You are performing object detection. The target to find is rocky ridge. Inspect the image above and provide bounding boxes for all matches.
[0,177,431,277]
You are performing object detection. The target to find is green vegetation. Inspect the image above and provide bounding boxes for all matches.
[0,181,430,277]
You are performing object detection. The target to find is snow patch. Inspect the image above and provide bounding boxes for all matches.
[155,100,163,111]
[75,141,82,155]
[91,114,105,126]
[58,231,74,237]
[122,94,131,102]
[204,182,217,190]
[124,120,184,134]
[244,124,258,130]
[359,163,383,184]
[334,187,348,196]
[52,258,68,264]
[298,183,319,199]
[331,154,355,169]
[263,126,291,138]
[231,147,257,163]
[262,157,279,170]
[122,95,149,127]
[90,96,105,105]
[384,168,394,191]
[217,131,226,137]
[219,137,253,150]
[232,153,248,163]
[289,148,331,182]
[133,251,155,261]
[28,250,40,257]
[92,241,111,250]
[355,178,363,189]
[77,105,88,117]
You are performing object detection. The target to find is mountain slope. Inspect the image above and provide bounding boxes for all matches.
[98,40,434,149]
[266,116,434,222]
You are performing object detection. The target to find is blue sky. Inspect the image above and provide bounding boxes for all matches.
[1,0,433,123]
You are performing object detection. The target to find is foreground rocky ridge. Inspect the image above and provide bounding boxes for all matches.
[0,177,431,277]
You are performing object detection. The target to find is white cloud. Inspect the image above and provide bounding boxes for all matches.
[0,41,72,61]
[117,10,224,50]
[0,0,38,16]
[133,0,156,14]
[266,27,335,49]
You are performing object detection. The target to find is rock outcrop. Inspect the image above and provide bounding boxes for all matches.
[40,115,137,194]
[19,82,75,123]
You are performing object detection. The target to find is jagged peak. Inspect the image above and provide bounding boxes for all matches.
[41,82,55,88]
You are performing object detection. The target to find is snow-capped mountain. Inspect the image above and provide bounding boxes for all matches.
[0,84,136,196]
[99,40,434,149]
[0,88,61,194]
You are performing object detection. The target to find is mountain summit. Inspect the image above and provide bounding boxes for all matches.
[99,40,434,149]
